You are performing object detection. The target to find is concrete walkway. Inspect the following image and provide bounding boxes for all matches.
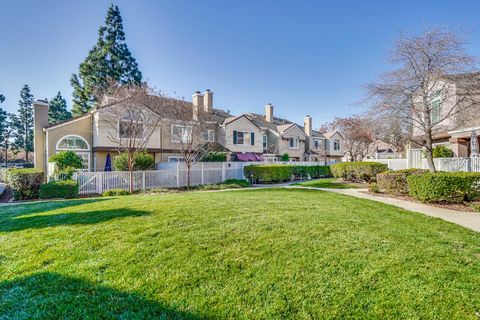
[288,186,480,232]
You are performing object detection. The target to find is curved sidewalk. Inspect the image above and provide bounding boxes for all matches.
[288,186,480,232]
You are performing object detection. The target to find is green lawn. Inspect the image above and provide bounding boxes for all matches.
[0,189,479,319]
[296,178,363,189]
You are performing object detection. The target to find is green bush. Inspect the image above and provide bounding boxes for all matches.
[331,162,388,183]
[244,165,332,183]
[377,169,429,195]
[114,152,154,171]
[222,179,251,187]
[432,145,454,158]
[0,168,8,183]
[407,172,480,203]
[5,168,44,200]
[368,182,379,193]
[280,153,290,161]
[102,189,131,197]
[49,151,84,180]
[39,180,79,199]
[201,151,227,162]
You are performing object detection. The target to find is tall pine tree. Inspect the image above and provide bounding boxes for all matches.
[0,95,10,166]
[11,85,34,162]
[71,4,142,116]
[48,91,72,124]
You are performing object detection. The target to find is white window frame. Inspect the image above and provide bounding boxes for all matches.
[204,129,215,142]
[55,135,91,171]
[168,156,185,162]
[334,139,340,151]
[118,119,145,140]
[288,137,299,149]
[263,134,268,149]
[313,138,322,150]
[171,124,193,143]
[235,131,251,146]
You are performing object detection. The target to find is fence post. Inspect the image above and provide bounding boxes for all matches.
[201,163,204,185]
[142,171,146,190]
[98,172,103,194]
[221,162,226,181]
[176,162,180,188]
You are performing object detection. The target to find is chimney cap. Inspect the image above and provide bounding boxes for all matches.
[305,115,311,118]
[205,89,211,92]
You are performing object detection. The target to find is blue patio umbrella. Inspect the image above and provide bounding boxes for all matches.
[104,153,112,171]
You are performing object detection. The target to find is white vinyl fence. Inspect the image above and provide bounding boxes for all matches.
[73,161,326,195]
[370,148,480,172]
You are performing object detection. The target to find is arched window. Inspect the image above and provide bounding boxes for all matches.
[56,135,90,151]
[55,135,90,170]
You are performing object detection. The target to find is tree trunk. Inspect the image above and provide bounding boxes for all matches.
[128,152,134,193]
[186,165,191,189]
[425,130,436,172]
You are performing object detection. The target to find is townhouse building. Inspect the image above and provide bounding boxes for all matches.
[33,90,344,172]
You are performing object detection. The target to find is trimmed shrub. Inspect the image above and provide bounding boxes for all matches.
[377,169,429,195]
[244,164,332,183]
[39,180,79,199]
[114,152,154,171]
[5,168,44,200]
[280,153,290,161]
[222,179,251,187]
[433,145,454,158]
[201,151,227,162]
[368,182,379,193]
[407,172,480,203]
[331,162,388,183]
[0,168,8,183]
[102,189,131,197]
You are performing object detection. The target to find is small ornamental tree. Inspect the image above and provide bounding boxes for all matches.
[49,151,83,180]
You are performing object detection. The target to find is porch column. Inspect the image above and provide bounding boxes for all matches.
[449,137,468,157]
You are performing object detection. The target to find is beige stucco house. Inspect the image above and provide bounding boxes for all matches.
[34,89,344,173]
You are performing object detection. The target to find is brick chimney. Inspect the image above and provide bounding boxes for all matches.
[33,100,49,172]
[192,91,204,120]
[304,115,312,137]
[265,103,273,122]
[203,89,213,113]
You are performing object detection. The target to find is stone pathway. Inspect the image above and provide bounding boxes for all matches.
[288,186,480,232]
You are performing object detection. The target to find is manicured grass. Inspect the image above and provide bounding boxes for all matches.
[0,189,479,319]
[296,177,363,189]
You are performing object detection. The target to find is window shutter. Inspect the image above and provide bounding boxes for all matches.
[233,130,237,144]
[251,132,255,146]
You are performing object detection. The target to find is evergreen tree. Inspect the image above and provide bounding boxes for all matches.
[48,91,72,124]
[71,4,142,116]
[0,95,10,166]
[10,85,34,162]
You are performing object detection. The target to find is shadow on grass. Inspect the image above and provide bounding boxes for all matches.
[0,272,202,319]
[0,206,149,232]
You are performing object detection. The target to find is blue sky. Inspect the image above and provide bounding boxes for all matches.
[1,0,480,127]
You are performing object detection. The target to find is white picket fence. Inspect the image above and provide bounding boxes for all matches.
[73,161,326,195]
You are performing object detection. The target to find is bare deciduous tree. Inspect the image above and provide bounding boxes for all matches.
[100,83,164,192]
[323,116,374,161]
[366,28,479,171]
[169,100,215,188]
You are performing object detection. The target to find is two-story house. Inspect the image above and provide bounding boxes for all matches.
[33,89,344,173]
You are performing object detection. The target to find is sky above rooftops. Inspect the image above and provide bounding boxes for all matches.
[1,0,480,128]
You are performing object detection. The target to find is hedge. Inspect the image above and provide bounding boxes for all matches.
[39,180,79,199]
[376,169,428,195]
[102,189,131,197]
[201,151,227,162]
[5,168,44,200]
[407,172,480,203]
[331,162,388,183]
[244,164,331,183]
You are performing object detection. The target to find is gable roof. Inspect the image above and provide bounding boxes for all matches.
[223,114,261,129]
[323,131,342,139]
